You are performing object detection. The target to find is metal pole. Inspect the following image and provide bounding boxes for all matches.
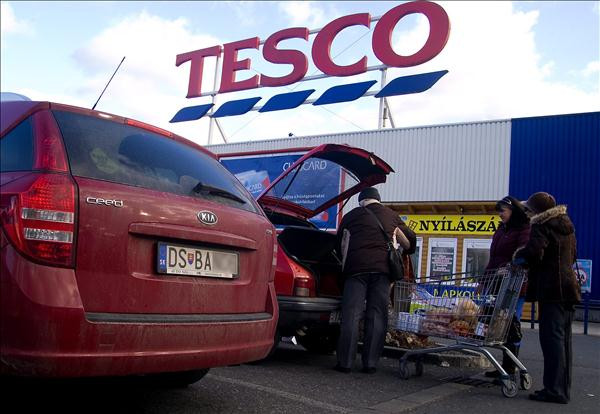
[385,98,396,128]
[208,54,221,145]
[584,293,589,335]
[378,69,387,129]
[215,119,228,143]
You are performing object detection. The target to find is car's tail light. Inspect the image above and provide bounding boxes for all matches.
[1,173,77,267]
[289,259,316,297]
[1,109,76,267]
[32,110,69,172]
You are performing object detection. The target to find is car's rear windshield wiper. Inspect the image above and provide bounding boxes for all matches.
[192,182,247,204]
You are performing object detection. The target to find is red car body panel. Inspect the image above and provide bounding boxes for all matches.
[0,100,278,377]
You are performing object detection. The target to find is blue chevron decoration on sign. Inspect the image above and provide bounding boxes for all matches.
[259,89,315,113]
[313,80,377,106]
[212,97,262,118]
[170,104,214,123]
[376,70,448,97]
[170,70,448,123]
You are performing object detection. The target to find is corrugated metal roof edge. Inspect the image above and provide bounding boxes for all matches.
[208,111,599,150]
[208,117,512,149]
[511,110,600,122]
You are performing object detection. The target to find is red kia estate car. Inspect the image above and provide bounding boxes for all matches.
[0,99,278,383]
[223,145,393,354]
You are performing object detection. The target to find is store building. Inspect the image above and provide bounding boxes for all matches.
[209,111,600,318]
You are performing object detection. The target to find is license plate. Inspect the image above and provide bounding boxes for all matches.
[157,242,239,279]
[329,310,341,324]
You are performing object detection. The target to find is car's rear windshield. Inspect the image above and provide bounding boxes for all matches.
[52,110,259,213]
[0,118,33,172]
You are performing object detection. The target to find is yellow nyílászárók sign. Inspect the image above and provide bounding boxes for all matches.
[400,215,502,235]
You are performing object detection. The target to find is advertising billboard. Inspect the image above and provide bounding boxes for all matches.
[220,152,341,230]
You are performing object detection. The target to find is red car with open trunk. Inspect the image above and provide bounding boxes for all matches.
[0,99,278,384]
[220,145,393,354]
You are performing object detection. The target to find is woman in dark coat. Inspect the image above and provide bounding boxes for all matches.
[484,196,530,378]
[514,192,580,404]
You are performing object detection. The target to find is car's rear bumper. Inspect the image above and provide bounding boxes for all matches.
[278,296,341,313]
[276,295,341,335]
[0,245,278,378]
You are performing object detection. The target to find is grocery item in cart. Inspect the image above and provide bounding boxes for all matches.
[420,308,453,335]
[419,298,480,336]
[395,312,423,333]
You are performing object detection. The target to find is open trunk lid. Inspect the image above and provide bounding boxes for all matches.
[256,144,393,221]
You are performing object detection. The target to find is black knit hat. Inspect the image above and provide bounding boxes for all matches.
[524,192,556,214]
[358,187,381,202]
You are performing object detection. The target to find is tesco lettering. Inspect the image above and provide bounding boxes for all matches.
[177,1,450,97]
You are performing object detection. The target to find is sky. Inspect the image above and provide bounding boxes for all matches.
[1,1,599,146]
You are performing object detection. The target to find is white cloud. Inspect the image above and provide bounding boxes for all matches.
[382,1,600,126]
[223,1,260,28]
[68,11,224,144]
[279,1,332,28]
[14,2,599,148]
[582,61,600,77]
[1,2,33,35]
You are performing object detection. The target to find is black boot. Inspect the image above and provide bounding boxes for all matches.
[485,343,520,378]
[502,343,520,375]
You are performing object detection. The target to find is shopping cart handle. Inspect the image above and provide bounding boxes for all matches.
[512,257,527,266]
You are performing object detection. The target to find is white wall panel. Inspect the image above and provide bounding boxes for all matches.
[208,120,512,203]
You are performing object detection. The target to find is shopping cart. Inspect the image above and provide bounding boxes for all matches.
[392,266,531,398]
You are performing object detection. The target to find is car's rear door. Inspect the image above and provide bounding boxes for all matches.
[52,106,275,315]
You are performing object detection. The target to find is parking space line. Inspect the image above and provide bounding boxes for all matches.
[207,373,351,413]
[356,383,472,414]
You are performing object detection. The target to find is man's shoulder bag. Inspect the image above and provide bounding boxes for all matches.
[363,207,405,282]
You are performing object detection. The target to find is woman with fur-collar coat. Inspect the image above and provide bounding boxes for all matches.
[514,192,581,405]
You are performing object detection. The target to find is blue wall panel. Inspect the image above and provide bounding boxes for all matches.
[509,112,600,301]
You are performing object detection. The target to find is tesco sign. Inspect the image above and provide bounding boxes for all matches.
[176,1,450,98]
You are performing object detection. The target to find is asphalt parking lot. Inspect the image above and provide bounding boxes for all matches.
[3,326,599,413]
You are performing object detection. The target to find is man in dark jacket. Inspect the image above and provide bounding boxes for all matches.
[334,187,416,374]
[514,192,581,404]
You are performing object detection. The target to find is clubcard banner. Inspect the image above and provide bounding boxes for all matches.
[220,153,341,230]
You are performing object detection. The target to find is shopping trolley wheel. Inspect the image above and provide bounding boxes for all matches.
[415,359,424,377]
[520,372,532,390]
[501,380,518,398]
[399,360,410,380]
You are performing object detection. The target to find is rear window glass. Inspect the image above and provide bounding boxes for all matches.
[0,118,33,172]
[52,110,259,213]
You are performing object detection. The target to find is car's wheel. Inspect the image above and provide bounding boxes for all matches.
[147,369,210,388]
[297,329,339,354]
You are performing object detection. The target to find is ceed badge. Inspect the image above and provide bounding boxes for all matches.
[197,211,218,225]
